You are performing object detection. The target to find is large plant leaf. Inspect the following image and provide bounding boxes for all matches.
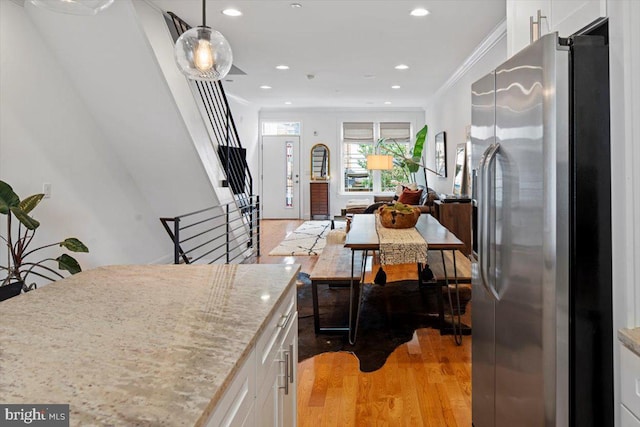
[407,157,421,173]
[56,254,82,275]
[60,238,89,253]
[412,125,428,159]
[0,181,20,215]
[9,207,40,230]
[19,194,44,214]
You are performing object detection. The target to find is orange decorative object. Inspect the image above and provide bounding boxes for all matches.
[377,204,421,229]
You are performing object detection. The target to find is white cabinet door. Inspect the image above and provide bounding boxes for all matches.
[205,350,256,427]
[621,346,640,419]
[622,405,640,427]
[551,0,606,36]
[256,360,279,427]
[507,0,550,56]
[279,312,298,427]
[507,0,606,57]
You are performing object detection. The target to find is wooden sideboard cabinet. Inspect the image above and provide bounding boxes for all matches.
[432,200,473,256]
[310,182,330,219]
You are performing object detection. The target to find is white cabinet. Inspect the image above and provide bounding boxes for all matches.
[256,287,297,427]
[507,0,606,57]
[280,311,298,427]
[621,345,640,421]
[205,349,257,427]
[622,405,640,427]
[206,285,298,427]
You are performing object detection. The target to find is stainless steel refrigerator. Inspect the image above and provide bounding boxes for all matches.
[471,29,612,427]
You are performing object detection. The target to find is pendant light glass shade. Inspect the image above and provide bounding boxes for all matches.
[175,26,233,82]
[28,0,114,15]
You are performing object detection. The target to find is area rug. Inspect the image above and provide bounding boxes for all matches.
[297,278,472,372]
[269,220,342,256]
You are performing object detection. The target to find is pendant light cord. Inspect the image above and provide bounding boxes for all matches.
[202,0,206,27]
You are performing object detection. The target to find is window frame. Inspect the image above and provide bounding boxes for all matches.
[341,121,412,194]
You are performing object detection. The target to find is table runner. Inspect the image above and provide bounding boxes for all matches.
[375,214,428,265]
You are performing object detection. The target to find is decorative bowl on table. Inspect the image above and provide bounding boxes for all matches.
[377,203,421,229]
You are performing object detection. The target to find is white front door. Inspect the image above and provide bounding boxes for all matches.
[261,136,301,219]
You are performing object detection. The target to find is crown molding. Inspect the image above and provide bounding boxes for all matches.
[429,18,506,105]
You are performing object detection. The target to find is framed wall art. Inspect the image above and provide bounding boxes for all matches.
[435,131,447,178]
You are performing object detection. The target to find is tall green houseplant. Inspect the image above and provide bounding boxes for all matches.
[378,125,438,185]
[0,180,88,300]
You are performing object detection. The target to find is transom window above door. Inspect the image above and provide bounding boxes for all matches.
[342,121,412,193]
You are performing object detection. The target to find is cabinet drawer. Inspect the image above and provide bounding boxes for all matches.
[256,285,296,390]
[622,404,640,427]
[621,345,640,418]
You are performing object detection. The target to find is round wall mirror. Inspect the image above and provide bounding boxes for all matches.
[311,143,330,180]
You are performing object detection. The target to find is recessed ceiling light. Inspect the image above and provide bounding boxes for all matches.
[284,101,292,105]
[290,3,302,8]
[260,85,272,89]
[384,101,392,105]
[276,65,290,70]
[410,8,430,17]
[395,64,409,70]
[391,85,401,89]
[222,8,242,16]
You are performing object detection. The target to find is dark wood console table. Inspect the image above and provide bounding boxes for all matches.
[432,200,473,256]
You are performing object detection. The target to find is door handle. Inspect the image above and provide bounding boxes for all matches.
[279,349,290,395]
[479,143,500,301]
[288,343,294,384]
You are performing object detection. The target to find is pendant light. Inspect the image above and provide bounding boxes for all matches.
[174,0,233,82]
[28,0,114,16]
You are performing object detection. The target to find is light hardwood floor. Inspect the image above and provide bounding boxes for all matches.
[255,219,472,426]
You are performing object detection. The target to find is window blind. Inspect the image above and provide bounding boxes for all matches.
[380,122,411,141]
[343,122,374,142]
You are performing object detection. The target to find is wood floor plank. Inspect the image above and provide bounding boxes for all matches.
[256,219,472,426]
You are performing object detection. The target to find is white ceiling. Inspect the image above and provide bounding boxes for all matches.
[149,0,505,109]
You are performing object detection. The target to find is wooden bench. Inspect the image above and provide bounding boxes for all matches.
[310,239,364,334]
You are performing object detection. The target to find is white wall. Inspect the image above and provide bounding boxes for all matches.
[226,95,260,196]
[0,0,221,275]
[424,36,508,195]
[258,109,425,219]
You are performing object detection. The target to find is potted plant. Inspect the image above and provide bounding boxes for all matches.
[377,125,442,186]
[0,180,88,301]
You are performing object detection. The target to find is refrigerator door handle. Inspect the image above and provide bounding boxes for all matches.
[480,143,500,300]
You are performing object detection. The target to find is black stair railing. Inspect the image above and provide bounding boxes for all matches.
[164,11,253,203]
[160,197,260,265]
[161,11,259,264]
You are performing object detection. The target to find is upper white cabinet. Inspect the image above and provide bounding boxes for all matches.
[507,0,607,57]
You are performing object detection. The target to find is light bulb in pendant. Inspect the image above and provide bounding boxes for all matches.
[194,38,214,72]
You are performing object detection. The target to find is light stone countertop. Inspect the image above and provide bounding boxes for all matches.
[0,264,300,426]
[619,327,640,357]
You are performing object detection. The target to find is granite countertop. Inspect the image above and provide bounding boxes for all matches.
[619,327,640,357]
[0,264,300,426]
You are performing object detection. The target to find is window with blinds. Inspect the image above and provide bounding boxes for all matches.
[342,122,412,193]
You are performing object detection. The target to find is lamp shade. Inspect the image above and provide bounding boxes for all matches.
[28,0,114,15]
[175,26,233,82]
[366,155,394,170]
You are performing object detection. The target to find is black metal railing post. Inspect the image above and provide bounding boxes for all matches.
[225,203,230,264]
[256,195,261,257]
[173,217,180,264]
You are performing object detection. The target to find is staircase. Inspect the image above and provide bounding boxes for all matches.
[160,11,259,265]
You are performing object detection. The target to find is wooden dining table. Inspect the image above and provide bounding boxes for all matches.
[344,214,467,345]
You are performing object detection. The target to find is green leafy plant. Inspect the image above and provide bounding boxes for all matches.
[0,180,89,291]
[377,125,441,183]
